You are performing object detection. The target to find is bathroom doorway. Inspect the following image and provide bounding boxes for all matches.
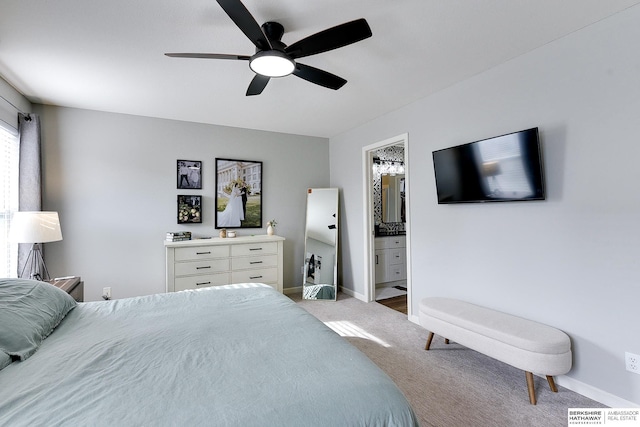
[362,134,411,316]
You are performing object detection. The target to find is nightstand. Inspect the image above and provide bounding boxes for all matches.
[47,276,84,302]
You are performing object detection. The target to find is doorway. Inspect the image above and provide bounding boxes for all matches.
[362,134,411,316]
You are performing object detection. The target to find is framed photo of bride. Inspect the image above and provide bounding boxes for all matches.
[215,158,263,229]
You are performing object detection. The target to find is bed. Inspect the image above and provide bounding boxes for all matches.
[0,278,418,426]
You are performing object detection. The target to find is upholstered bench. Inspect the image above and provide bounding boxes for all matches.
[419,297,572,405]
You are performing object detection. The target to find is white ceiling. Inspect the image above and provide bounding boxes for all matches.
[1,0,639,138]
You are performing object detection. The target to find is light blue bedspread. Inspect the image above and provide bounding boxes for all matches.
[0,284,418,426]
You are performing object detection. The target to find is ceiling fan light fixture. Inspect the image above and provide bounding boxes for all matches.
[250,50,295,77]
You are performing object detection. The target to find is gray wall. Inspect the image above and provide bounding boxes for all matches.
[36,105,329,300]
[330,6,640,406]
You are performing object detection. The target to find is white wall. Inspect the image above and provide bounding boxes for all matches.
[37,105,329,300]
[330,5,640,406]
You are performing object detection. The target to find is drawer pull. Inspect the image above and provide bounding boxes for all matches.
[249,247,263,251]
[196,281,211,286]
[196,251,211,255]
[249,275,263,279]
[196,266,211,269]
[249,261,263,264]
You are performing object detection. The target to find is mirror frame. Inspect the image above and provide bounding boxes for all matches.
[381,173,405,223]
[302,188,339,301]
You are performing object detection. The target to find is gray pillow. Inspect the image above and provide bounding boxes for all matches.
[0,351,11,370]
[0,278,77,360]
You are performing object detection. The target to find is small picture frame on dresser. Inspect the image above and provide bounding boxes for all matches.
[177,195,202,224]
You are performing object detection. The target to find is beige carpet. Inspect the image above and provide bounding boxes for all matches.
[291,292,602,427]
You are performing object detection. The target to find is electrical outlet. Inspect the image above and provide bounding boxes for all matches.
[102,287,111,300]
[626,352,639,374]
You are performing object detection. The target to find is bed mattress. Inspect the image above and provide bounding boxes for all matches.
[0,283,418,426]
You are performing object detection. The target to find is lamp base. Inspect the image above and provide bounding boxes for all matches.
[19,243,51,281]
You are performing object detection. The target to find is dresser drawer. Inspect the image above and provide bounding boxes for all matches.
[231,254,278,271]
[174,273,231,292]
[175,245,229,261]
[231,242,278,257]
[231,267,278,284]
[175,259,230,276]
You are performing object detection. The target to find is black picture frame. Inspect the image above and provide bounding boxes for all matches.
[177,195,202,224]
[215,158,262,229]
[177,160,202,189]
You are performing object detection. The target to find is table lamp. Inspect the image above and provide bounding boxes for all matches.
[9,211,63,281]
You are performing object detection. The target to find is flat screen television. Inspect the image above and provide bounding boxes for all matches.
[432,127,545,204]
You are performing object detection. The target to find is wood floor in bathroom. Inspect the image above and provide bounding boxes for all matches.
[377,295,407,314]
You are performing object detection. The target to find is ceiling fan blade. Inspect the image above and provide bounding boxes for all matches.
[285,18,372,59]
[293,63,347,90]
[246,74,270,96]
[216,0,272,51]
[165,53,250,60]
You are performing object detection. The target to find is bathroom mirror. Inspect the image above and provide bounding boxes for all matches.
[381,174,405,223]
[303,188,339,301]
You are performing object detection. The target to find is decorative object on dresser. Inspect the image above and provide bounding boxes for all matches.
[215,158,262,229]
[266,219,277,236]
[166,231,192,242]
[177,195,202,224]
[165,235,285,293]
[46,276,84,302]
[9,211,63,281]
[176,160,202,189]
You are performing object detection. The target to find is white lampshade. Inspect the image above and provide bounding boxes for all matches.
[9,211,63,243]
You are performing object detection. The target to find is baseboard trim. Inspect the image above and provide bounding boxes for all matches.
[555,375,639,408]
[283,286,302,295]
[340,286,366,301]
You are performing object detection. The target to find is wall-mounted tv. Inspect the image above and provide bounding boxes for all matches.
[432,127,545,204]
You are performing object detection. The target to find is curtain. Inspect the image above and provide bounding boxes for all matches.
[17,113,42,276]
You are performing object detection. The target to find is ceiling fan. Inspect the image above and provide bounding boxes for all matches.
[165,0,372,96]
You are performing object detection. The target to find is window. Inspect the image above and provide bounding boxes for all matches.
[1,124,19,277]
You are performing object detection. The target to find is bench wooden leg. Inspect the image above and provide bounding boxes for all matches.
[546,375,558,393]
[425,332,434,350]
[526,371,537,405]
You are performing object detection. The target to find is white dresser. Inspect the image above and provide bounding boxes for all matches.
[165,235,285,293]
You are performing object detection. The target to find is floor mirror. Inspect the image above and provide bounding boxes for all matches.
[303,188,339,300]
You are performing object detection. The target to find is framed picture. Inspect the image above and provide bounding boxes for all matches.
[177,195,202,224]
[177,160,202,189]
[215,158,262,229]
